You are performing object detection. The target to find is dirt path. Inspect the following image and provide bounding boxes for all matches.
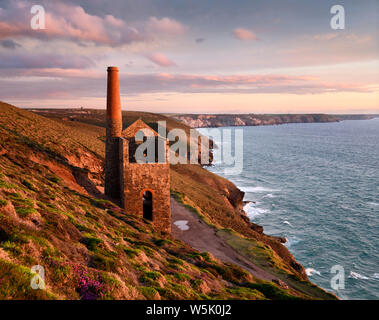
[171,197,277,282]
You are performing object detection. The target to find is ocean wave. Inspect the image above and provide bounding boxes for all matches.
[284,237,301,248]
[239,186,279,193]
[349,271,370,280]
[306,268,321,276]
[263,193,275,198]
[367,202,379,207]
[243,202,269,219]
[372,273,379,279]
[283,220,292,226]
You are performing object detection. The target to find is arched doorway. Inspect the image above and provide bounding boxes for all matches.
[143,191,153,221]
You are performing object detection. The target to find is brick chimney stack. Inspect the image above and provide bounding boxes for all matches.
[105,66,122,199]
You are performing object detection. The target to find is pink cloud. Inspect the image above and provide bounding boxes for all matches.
[0,68,101,79]
[43,4,149,46]
[0,69,373,103]
[146,53,177,67]
[312,32,372,43]
[105,15,125,28]
[281,32,377,68]
[0,2,186,46]
[313,33,339,41]
[233,28,258,41]
[2,66,370,94]
[147,17,187,35]
[0,51,94,69]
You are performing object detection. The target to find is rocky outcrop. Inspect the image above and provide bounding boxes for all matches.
[170,114,341,128]
[195,171,309,280]
[171,113,378,128]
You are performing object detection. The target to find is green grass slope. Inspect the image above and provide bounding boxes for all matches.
[0,101,336,300]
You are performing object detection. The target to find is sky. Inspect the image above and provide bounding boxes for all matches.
[0,0,378,114]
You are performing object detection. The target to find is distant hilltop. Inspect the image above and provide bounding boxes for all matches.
[27,109,377,129]
[165,113,377,128]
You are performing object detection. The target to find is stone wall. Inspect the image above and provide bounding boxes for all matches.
[105,136,120,199]
[105,66,122,199]
[119,138,171,234]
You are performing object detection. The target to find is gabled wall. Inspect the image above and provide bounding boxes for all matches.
[119,138,171,234]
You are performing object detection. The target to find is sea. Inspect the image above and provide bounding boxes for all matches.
[198,118,379,300]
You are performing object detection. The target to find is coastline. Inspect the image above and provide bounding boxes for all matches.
[202,164,340,298]
[168,113,377,129]
[200,118,379,299]
[0,101,342,299]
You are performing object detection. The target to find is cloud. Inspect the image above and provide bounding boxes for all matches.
[0,52,94,69]
[43,3,148,46]
[0,2,185,47]
[0,39,21,49]
[147,17,187,36]
[195,38,205,43]
[311,33,373,43]
[146,53,176,67]
[0,2,146,46]
[313,33,339,41]
[233,28,258,41]
[121,73,368,94]
[0,69,372,102]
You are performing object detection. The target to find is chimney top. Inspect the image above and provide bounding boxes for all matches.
[107,66,119,71]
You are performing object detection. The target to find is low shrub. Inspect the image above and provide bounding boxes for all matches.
[246,282,301,300]
[173,273,191,282]
[138,286,158,299]
[89,253,117,272]
[22,180,35,191]
[80,234,103,252]
[124,248,140,259]
[0,241,21,256]
[0,259,54,299]
[74,266,110,300]
[16,207,37,217]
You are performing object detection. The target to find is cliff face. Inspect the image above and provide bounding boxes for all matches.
[0,102,336,300]
[1,102,281,300]
[170,114,340,128]
[170,165,308,279]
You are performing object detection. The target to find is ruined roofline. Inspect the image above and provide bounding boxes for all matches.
[121,119,167,140]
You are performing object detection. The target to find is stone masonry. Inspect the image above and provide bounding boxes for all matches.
[105,66,171,234]
[105,66,122,199]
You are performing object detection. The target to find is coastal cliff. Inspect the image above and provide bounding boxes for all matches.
[0,102,336,300]
[168,113,375,128]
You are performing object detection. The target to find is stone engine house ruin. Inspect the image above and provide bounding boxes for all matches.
[104,66,171,233]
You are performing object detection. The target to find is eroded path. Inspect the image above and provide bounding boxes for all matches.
[171,197,277,282]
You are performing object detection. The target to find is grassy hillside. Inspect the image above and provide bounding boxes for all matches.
[30,108,193,137]
[0,102,336,300]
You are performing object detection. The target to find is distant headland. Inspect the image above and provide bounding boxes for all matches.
[164,113,377,128]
